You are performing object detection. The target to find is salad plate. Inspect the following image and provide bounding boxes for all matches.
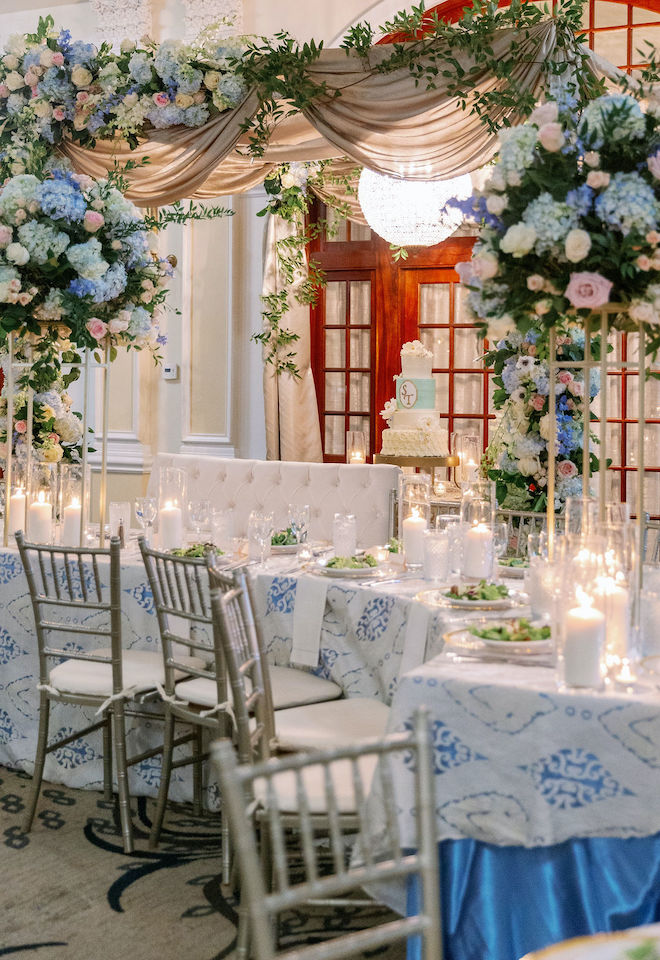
[417,580,525,610]
[497,557,528,579]
[314,554,381,578]
[467,618,552,653]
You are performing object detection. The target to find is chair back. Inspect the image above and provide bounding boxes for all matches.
[16,531,123,693]
[208,581,275,765]
[138,536,222,699]
[211,707,442,960]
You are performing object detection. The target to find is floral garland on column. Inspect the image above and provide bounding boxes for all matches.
[180,0,243,41]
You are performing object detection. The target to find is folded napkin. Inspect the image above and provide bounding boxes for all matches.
[398,601,430,678]
[291,574,329,668]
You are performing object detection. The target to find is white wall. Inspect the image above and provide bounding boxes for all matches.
[0,0,401,509]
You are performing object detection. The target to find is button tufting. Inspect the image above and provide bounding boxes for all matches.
[227,501,235,509]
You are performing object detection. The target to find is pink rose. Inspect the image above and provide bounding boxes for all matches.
[51,52,65,66]
[586,170,610,189]
[564,271,613,309]
[538,122,564,152]
[76,91,90,103]
[0,84,9,98]
[52,107,66,122]
[557,460,578,479]
[527,344,537,356]
[530,101,559,127]
[23,71,38,87]
[15,420,27,434]
[526,274,545,291]
[108,315,129,334]
[83,210,105,233]
[637,255,651,271]
[647,230,660,245]
[8,278,20,292]
[0,225,12,247]
[568,380,584,397]
[86,318,108,341]
[558,370,573,385]
[152,92,170,107]
[648,152,660,180]
[530,394,545,411]
[17,291,33,305]
[49,432,60,442]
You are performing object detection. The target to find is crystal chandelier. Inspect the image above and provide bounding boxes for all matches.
[357,168,472,247]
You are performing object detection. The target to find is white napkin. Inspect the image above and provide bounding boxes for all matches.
[291,575,329,668]
[398,601,430,678]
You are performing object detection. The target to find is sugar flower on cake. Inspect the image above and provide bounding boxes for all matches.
[401,340,432,358]
[380,398,397,422]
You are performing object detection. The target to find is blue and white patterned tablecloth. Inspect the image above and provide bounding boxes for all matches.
[376,656,660,850]
[0,547,474,798]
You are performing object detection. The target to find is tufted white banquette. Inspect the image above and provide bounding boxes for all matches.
[147,454,400,545]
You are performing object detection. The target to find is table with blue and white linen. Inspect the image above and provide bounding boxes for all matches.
[0,547,490,797]
[375,654,660,960]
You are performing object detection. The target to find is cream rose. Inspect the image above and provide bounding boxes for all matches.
[500,223,536,258]
[628,300,657,324]
[204,70,220,90]
[120,38,136,53]
[71,66,93,88]
[564,228,592,263]
[530,100,559,127]
[5,71,25,91]
[486,314,516,342]
[486,194,508,216]
[175,92,194,109]
[538,122,564,152]
[584,151,600,168]
[473,252,499,280]
[34,99,52,119]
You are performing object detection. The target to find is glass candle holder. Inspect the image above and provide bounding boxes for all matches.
[555,535,607,690]
[423,529,449,582]
[158,466,187,550]
[459,479,497,527]
[333,513,357,558]
[59,462,90,547]
[399,474,431,571]
[346,430,367,464]
[455,434,480,484]
[28,487,54,544]
[563,495,599,536]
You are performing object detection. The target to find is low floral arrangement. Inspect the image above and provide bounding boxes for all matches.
[0,16,248,179]
[458,87,660,355]
[0,169,170,372]
[483,325,600,511]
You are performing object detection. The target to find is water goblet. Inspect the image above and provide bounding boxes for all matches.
[189,499,211,541]
[493,522,509,577]
[135,497,157,544]
[248,511,274,566]
[288,502,311,556]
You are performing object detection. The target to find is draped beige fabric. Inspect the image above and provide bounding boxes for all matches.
[262,215,323,462]
[58,19,601,206]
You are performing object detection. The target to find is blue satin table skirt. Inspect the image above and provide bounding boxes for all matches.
[408,832,660,960]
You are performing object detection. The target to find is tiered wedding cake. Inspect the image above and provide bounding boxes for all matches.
[380,341,449,456]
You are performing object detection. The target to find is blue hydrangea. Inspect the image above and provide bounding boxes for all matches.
[90,262,127,302]
[595,172,659,235]
[57,29,72,55]
[523,192,579,255]
[497,124,538,174]
[6,94,26,116]
[121,230,150,268]
[36,174,86,222]
[556,475,584,504]
[578,94,646,149]
[37,67,74,103]
[182,104,209,127]
[17,220,70,264]
[68,276,95,297]
[129,52,153,85]
[565,184,593,217]
[35,389,65,417]
[175,63,203,95]
[530,362,550,396]
[502,358,522,392]
[146,104,186,129]
[67,40,97,65]
[22,50,42,71]
[153,42,181,86]
[514,434,545,456]
[218,73,246,106]
[128,305,152,336]
[547,75,579,115]
[66,238,108,279]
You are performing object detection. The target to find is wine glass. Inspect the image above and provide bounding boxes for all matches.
[189,499,211,541]
[493,522,509,580]
[135,497,157,543]
[247,511,274,566]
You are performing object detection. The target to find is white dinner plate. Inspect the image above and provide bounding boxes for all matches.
[417,586,525,610]
[271,543,299,555]
[313,558,382,578]
[441,625,553,663]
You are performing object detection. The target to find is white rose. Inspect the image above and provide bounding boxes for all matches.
[506,170,521,187]
[108,316,130,333]
[487,168,506,192]
[2,54,19,70]
[538,122,565,152]
[39,48,55,68]
[628,300,657,324]
[4,35,27,57]
[33,99,52,118]
[280,172,296,189]
[204,70,220,90]
[518,455,541,476]
[500,223,536,258]
[473,251,499,280]
[5,71,25,91]
[539,413,551,440]
[564,228,592,263]
[486,194,508,216]
[120,38,136,53]
[6,242,29,265]
[71,66,92,87]
[486,314,516,341]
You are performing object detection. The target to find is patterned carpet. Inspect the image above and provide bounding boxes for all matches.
[0,766,403,960]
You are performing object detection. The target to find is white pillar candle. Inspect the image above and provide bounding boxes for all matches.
[8,488,26,536]
[462,522,493,580]
[593,576,629,663]
[564,600,605,687]
[463,459,478,482]
[403,509,427,567]
[349,452,366,464]
[159,500,183,551]
[28,492,52,544]
[62,497,82,546]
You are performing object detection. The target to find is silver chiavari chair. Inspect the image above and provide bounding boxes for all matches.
[212,704,442,960]
[16,531,171,854]
[138,536,234,857]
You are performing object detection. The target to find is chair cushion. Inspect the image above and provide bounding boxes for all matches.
[174,667,342,710]
[254,754,378,814]
[49,648,206,698]
[274,698,391,751]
